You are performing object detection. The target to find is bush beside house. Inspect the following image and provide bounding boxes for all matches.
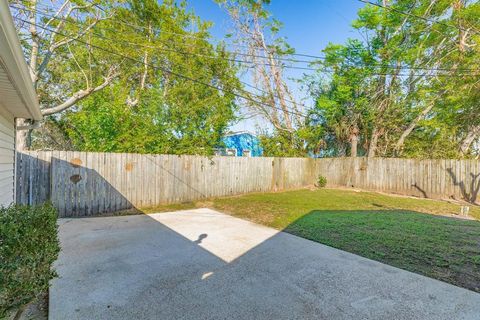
[0,203,60,318]
[1,3,55,318]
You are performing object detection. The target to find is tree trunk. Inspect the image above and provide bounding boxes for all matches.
[28,0,39,86]
[460,125,480,156]
[350,125,359,157]
[453,0,466,53]
[368,128,381,158]
[394,103,434,155]
[256,21,294,132]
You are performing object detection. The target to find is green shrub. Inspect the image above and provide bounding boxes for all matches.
[317,175,327,188]
[0,203,60,318]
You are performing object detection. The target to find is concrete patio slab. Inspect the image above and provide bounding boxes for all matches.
[50,208,480,320]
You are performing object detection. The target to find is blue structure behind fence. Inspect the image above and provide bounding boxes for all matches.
[219,132,263,157]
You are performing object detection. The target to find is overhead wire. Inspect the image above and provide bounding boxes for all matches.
[11,3,307,110]
[18,1,480,74]
[9,2,480,123]
[10,3,480,77]
[13,15,311,119]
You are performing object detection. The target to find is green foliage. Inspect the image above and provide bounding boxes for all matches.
[0,203,60,317]
[401,122,460,159]
[259,131,308,157]
[22,0,480,158]
[58,79,236,155]
[316,175,327,188]
[305,0,480,159]
[308,40,374,157]
[34,0,240,155]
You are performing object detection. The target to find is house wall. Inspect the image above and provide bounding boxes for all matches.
[0,105,15,206]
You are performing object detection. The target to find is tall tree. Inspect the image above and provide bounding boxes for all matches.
[10,0,121,150]
[32,0,241,155]
[307,0,480,159]
[309,41,374,157]
[217,1,304,141]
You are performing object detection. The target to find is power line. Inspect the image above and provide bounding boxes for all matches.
[11,3,319,71]
[18,1,320,65]
[12,3,313,108]
[21,3,480,75]
[83,0,480,67]
[11,3,480,76]
[14,16,310,119]
[80,0,328,61]
[11,4,480,128]
[82,0,480,70]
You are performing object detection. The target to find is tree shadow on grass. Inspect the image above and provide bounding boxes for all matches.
[282,209,480,293]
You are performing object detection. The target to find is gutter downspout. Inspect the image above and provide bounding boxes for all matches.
[15,119,40,205]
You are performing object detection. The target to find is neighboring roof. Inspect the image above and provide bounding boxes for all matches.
[0,0,41,120]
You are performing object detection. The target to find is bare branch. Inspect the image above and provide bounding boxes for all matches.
[394,102,435,155]
[460,125,480,156]
[40,0,70,38]
[50,17,100,50]
[28,0,39,85]
[41,66,119,116]
[38,3,105,76]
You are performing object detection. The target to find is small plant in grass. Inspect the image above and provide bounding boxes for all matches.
[0,203,60,318]
[316,175,327,188]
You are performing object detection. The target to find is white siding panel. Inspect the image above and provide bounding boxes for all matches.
[0,110,14,207]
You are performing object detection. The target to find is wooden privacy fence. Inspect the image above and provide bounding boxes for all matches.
[16,151,480,217]
[316,157,480,204]
[16,151,316,217]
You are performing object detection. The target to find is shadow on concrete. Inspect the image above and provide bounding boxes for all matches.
[50,208,480,320]
[193,233,208,244]
[19,151,480,317]
[283,209,480,293]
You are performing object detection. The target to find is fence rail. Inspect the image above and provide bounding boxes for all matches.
[16,151,480,217]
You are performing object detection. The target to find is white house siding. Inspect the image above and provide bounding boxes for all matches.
[0,107,14,207]
[0,0,42,207]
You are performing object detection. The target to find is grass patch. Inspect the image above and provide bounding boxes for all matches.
[211,188,480,292]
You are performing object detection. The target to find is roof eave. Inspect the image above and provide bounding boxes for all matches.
[0,0,41,121]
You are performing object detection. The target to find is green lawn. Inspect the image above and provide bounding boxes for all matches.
[209,188,480,292]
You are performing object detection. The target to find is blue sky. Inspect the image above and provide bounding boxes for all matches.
[188,0,363,59]
[186,0,364,132]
